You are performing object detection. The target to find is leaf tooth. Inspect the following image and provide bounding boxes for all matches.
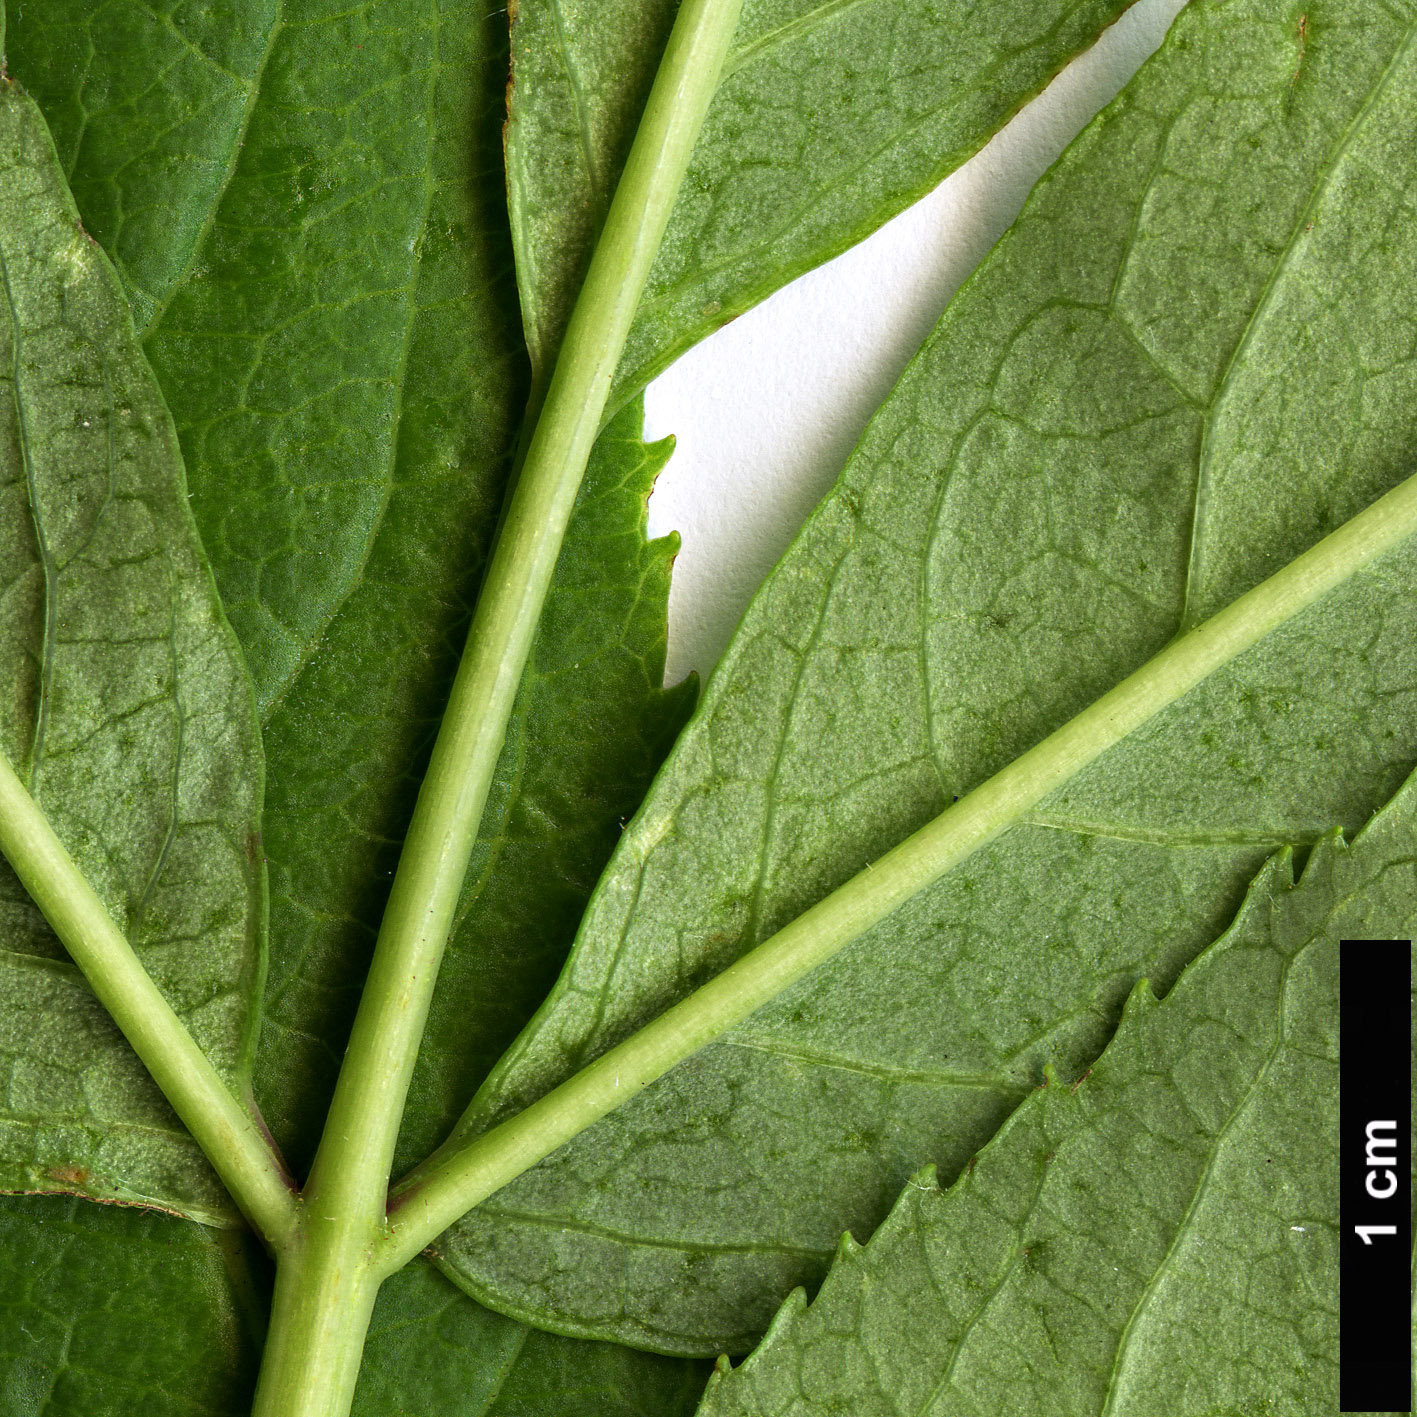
[905,1162,940,1195]
[833,1230,864,1265]
[706,1283,812,1392]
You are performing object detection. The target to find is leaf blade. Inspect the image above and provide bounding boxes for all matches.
[1,0,279,335]
[507,0,1149,392]
[697,774,1417,1416]
[0,1192,713,1417]
[356,1263,709,1417]
[0,77,265,1220]
[436,0,1417,1353]
[0,1194,263,1416]
[4,0,696,1184]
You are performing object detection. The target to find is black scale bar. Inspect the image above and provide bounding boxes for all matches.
[1341,940,1413,1412]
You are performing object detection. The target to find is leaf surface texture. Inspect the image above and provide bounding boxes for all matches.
[437,0,1417,1354]
[506,0,1141,387]
[3,0,690,1182]
[0,0,1408,1406]
[0,1,705,1404]
[0,78,263,1221]
[356,1262,708,1417]
[0,1195,262,1416]
[697,773,1417,1416]
[0,1194,710,1417]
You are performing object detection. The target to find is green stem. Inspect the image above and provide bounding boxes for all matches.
[250,1215,383,1417]
[0,752,297,1247]
[383,467,1417,1266]
[249,1,745,1413]
[300,0,745,1226]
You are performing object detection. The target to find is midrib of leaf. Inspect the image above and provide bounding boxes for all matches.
[0,248,51,782]
[258,467,517,1021]
[1181,15,1417,628]
[440,418,603,950]
[137,6,285,341]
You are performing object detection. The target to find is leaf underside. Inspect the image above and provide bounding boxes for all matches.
[0,78,263,1223]
[0,0,1409,1410]
[0,2,709,1406]
[0,0,1173,1246]
[0,1195,263,1417]
[506,0,1143,391]
[0,1190,707,1417]
[437,0,1417,1356]
[699,770,1417,1417]
[356,1261,705,1417]
[1,0,692,1196]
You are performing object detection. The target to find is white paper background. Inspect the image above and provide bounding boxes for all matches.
[644,0,1190,685]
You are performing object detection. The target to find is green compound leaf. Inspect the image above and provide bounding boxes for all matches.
[434,0,1417,1355]
[0,1194,263,1416]
[506,0,1144,389]
[0,78,263,1221]
[1,7,703,1406]
[697,777,1417,1417]
[5,0,1411,1408]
